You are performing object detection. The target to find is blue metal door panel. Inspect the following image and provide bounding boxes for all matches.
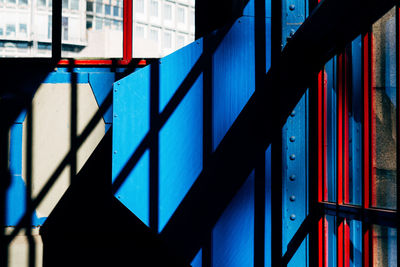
[159,74,203,231]
[159,40,203,112]
[282,92,308,266]
[212,171,255,267]
[112,67,151,226]
[212,17,256,151]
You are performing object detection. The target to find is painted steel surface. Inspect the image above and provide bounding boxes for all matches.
[212,17,255,151]
[282,92,309,266]
[212,172,255,267]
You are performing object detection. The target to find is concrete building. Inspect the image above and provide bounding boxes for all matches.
[0,0,194,57]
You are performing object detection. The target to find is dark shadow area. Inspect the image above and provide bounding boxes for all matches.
[41,130,188,266]
[195,0,250,39]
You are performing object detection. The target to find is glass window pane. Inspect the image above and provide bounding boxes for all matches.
[19,0,28,5]
[347,36,363,206]
[113,5,118,16]
[62,0,68,9]
[19,23,27,37]
[371,7,397,210]
[136,0,144,13]
[177,6,185,23]
[87,1,93,12]
[372,225,397,266]
[105,4,110,15]
[150,0,158,17]
[324,57,337,203]
[70,0,78,10]
[37,0,45,7]
[96,2,103,13]
[164,4,172,20]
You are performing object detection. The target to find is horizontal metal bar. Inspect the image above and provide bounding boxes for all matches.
[318,202,397,227]
[57,59,149,67]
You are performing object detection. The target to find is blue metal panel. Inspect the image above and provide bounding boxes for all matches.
[350,36,362,205]
[326,57,337,202]
[191,249,202,267]
[6,174,26,226]
[212,17,255,151]
[159,75,203,231]
[243,0,272,18]
[212,171,254,267]
[282,0,308,48]
[282,92,308,266]
[349,220,362,267]
[112,67,151,226]
[42,72,89,84]
[159,40,203,112]
[7,123,47,226]
[9,123,22,176]
[89,72,115,124]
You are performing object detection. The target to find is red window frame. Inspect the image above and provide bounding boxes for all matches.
[316,6,399,267]
[52,0,147,67]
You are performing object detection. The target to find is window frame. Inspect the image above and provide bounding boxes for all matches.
[315,7,399,266]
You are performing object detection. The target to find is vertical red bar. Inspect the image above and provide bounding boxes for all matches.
[370,31,377,207]
[318,70,324,202]
[363,32,370,209]
[338,53,344,204]
[344,219,350,267]
[318,218,324,267]
[344,51,350,204]
[362,31,371,267]
[123,0,133,61]
[338,220,344,267]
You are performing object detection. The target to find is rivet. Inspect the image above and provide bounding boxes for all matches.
[290,110,296,117]
[289,4,295,11]
[289,175,296,181]
[238,20,241,23]
[289,136,296,142]
[114,89,117,92]
[114,150,117,154]
[290,214,296,221]
[117,82,120,85]
[114,114,118,117]
[290,195,296,201]
[289,154,296,160]
[290,29,295,37]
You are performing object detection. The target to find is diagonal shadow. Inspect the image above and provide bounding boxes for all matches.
[281,213,321,265]
[111,20,237,195]
[3,59,148,245]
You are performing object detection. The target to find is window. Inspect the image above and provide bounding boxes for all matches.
[19,0,27,5]
[150,0,158,17]
[163,31,172,49]
[7,0,16,4]
[62,0,67,9]
[6,24,16,37]
[163,3,172,20]
[19,23,27,37]
[135,25,144,38]
[62,17,68,41]
[149,28,158,41]
[70,0,78,10]
[96,2,103,14]
[95,18,102,30]
[176,34,184,48]
[317,7,398,266]
[177,6,185,23]
[135,0,144,14]
[113,5,119,17]
[105,4,111,15]
[37,0,45,7]
[87,1,93,12]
